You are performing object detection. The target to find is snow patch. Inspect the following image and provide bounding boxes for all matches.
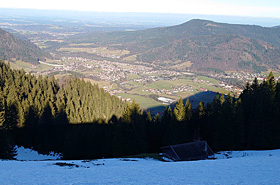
[15,146,61,161]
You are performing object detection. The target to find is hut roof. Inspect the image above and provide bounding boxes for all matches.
[161,141,214,161]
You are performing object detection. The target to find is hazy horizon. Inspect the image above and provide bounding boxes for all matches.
[0,8,279,27]
[1,0,280,18]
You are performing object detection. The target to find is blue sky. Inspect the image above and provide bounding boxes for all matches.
[1,0,280,18]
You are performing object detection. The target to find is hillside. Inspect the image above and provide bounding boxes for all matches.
[0,28,52,64]
[138,34,280,73]
[68,19,280,72]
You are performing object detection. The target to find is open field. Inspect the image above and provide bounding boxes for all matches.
[170,61,193,70]
[69,43,95,47]
[83,78,111,88]
[6,60,54,72]
[45,59,64,65]
[36,63,57,72]
[116,93,163,109]
[197,75,219,84]
[123,55,137,61]
[5,60,32,70]
[127,73,142,80]
[57,47,130,57]
[145,81,174,90]
[129,78,227,96]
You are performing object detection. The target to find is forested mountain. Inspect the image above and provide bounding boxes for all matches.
[69,19,280,72]
[137,34,280,73]
[1,61,280,159]
[0,28,52,64]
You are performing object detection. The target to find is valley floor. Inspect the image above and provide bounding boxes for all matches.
[1,149,280,184]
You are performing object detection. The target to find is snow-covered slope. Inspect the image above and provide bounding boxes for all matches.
[1,149,280,184]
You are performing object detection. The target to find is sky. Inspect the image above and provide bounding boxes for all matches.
[1,0,280,18]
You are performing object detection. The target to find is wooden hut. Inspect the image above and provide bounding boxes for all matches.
[161,141,214,161]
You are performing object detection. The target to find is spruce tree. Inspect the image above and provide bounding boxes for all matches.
[185,98,192,121]
[192,102,204,141]
[267,71,275,88]
[0,94,5,127]
[196,102,205,119]
[161,106,172,121]
[153,113,160,123]
[173,97,186,122]
[220,94,225,105]
[121,104,131,123]
[146,111,152,122]
[4,103,18,129]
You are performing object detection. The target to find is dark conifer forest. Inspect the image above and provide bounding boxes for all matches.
[0,61,280,159]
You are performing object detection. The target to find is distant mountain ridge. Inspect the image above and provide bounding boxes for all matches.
[0,28,52,64]
[137,34,280,72]
[70,19,280,73]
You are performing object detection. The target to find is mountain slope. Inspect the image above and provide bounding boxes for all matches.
[69,19,280,72]
[0,28,52,64]
[138,34,280,72]
[165,19,280,46]
[72,19,280,46]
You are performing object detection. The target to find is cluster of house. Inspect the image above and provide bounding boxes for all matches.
[142,85,193,95]
[209,72,269,82]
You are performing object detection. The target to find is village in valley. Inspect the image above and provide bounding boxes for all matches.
[23,55,273,110]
